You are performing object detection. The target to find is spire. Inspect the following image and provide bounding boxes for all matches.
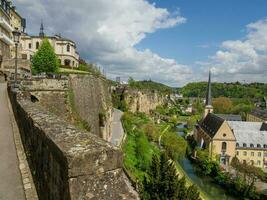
[39,20,44,37]
[205,70,212,106]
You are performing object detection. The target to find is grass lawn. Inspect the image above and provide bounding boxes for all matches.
[58,67,90,74]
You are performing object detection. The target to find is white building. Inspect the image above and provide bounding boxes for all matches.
[20,23,79,68]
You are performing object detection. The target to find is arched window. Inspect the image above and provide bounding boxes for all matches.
[257,144,261,148]
[250,144,254,148]
[243,143,247,148]
[67,44,70,52]
[264,144,267,148]
[236,143,239,147]
[29,43,32,49]
[64,59,71,66]
[36,42,39,49]
[222,142,227,152]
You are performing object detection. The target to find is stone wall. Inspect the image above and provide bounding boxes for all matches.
[124,88,166,114]
[8,87,138,200]
[69,74,113,141]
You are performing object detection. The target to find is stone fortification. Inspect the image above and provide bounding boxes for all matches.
[8,86,138,200]
[69,74,113,141]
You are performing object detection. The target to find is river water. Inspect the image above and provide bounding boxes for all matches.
[176,124,238,200]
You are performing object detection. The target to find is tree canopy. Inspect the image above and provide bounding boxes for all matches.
[31,39,59,74]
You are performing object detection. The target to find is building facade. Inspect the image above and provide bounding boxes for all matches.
[0,0,13,65]
[20,23,79,68]
[247,109,267,123]
[194,72,267,169]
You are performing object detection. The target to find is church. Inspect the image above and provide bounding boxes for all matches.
[194,71,267,169]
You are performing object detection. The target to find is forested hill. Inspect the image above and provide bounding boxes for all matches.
[128,78,176,94]
[180,82,267,98]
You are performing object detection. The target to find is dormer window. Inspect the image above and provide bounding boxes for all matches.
[243,143,247,148]
[257,144,261,148]
[264,144,267,148]
[236,143,239,147]
[250,144,254,148]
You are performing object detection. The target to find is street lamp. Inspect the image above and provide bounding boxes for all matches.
[12,28,21,87]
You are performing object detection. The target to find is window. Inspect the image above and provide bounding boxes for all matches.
[236,143,239,147]
[264,144,267,148]
[264,152,267,157]
[236,151,239,156]
[250,160,254,166]
[221,142,227,152]
[21,54,27,60]
[29,43,32,49]
[36,42,39,49]
[257,144,261,148]
[223,133,226,137]
[243,143,247,148]
[30,55,33,61]
[251,152,254,156]
[64,59,71,66]
[258,152,262,157]
[67,44,70,52]
[257,160,261,166]
[243,151,247,156]
[250,144,254,148]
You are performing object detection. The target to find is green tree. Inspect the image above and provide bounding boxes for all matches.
[31,39,59,74]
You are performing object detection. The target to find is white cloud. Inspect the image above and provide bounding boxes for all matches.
[205,19,267,83]
[14,0,190,86]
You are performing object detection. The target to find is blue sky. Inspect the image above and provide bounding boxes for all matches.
[14,0,267,86]
[138,0,267,69]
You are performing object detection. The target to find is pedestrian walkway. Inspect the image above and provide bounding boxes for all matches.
[110,108,124,146]
[0,83,25,200]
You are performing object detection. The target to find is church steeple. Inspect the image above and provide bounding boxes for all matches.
[39,20,44,37]
[204,70,213,118]
[206,70,212,106]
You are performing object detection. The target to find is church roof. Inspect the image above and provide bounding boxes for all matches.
[216,114,242,121]
[228,121,267,148]
[199,113,225,137]
[249,109,267,121]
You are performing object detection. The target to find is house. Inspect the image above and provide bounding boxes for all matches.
[194,71,267,169]
[20,23,79,68]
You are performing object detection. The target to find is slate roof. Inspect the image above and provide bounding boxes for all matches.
[199,113,225,138]
[216,114,242,121]
[227,121,267,148]
[249,109,267,121]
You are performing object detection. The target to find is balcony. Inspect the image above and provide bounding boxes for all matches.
[0,32,13,45]
[0,17,13,32]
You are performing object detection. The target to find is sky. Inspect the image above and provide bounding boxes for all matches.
[13,0,267,86]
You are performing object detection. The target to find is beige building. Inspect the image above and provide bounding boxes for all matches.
[0,0,13,65]
[247,109,267,123]
[195,72,267,169]
[20,23,79,68]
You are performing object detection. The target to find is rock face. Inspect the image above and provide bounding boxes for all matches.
[124,88,166,114]
[8,86,139,200]
[69,74,113,141]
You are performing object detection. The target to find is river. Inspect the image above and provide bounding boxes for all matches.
[176,124,238,200]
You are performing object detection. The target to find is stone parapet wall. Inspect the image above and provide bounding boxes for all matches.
[8,87,138,200]
[20,78,69,91]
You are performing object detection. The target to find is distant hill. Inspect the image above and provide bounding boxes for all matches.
[180,82,267,99]
[128,79,177,94]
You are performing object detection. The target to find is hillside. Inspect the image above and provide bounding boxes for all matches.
[180,82,267,99]
[128,78,176,94]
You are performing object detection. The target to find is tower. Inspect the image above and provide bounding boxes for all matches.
[39,21,44,37]
[204,70,213,118]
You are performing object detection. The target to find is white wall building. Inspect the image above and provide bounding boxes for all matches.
[20,23,79,68]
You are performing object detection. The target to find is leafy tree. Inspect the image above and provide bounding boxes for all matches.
[213,97,233,114]
[31,39,59,74]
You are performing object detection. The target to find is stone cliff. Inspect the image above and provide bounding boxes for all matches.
[8,85,138,200]
[124,88,166,114]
